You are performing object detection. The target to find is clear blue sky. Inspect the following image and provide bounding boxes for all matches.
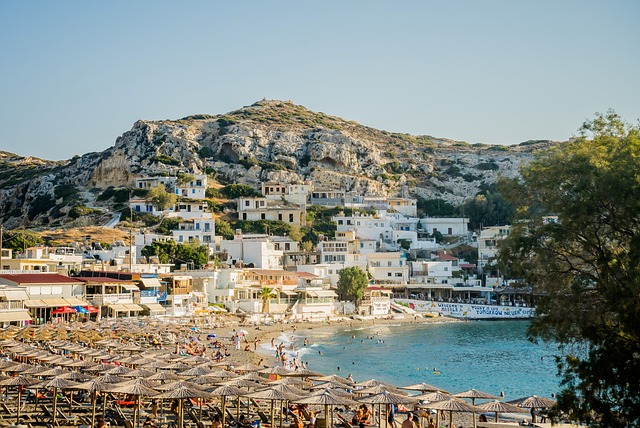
[1,1,638,160]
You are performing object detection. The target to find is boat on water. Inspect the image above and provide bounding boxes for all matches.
[394,298,535,319]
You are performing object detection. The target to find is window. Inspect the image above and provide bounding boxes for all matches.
[388,272,392,277]
[245,201,250,207]
[278,214,283,221]
[195,223,200,230]
[261,213,266,220]
[388,261,392,267]
[242,213,247,220]
[191,189,195,194]
[448,227,453,235]
[289,214,294,222]
[285,243,290,251]
[338,220,343,225]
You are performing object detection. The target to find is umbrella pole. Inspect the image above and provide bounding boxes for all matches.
[237,396,241,421]
[16,387,21,423]
[471,398,477,428]
[69,390,73,417]
[103,392,107,418]
[280,400,284,428]
[324,404,329,428]
[179,398,184,428]
[222,395,226,428]
[137,395,141,428]
[91,391,97,428]
[436,411,439,428]
[495,412,498,423]
[270,400,275,428]
[34,387,39,413]
[449,410,453,428]
[53,387,58,425]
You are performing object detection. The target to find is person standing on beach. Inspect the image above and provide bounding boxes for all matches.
[401,413,415,428]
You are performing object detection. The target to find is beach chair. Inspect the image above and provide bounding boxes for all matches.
[257,410,272,427]
[336,413,355,428]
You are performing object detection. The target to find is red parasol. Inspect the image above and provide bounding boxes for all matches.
[52,306,77,315]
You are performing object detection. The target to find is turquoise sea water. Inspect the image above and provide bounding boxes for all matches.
[260,320,559,400]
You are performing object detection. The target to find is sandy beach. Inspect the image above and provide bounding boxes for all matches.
[0,314,537,428]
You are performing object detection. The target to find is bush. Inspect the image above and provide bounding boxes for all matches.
[54,184,79,200]
[198,146,215,159]
[219,184,262,199]
[476,162,499,171]
[68,205,101,219]
[28,194,55,220]
[153,154,180,166]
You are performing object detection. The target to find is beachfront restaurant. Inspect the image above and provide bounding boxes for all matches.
[396,283,495,304]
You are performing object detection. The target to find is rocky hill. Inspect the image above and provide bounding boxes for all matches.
[0,100,558,229]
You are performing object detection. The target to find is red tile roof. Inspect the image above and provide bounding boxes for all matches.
[0,273,85,285]
[73,277,135,283]
[438,253,458,261]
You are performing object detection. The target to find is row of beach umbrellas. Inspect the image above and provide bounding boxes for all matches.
[0,320,557,428]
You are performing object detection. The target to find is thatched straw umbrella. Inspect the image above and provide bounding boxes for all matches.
[422,398,481,428]
[296,390,358,428]
[358,390,417,428]
[34,377,80,425]
[452,389,500,426]
[72,377,111,427]
[247,386,297,428]
[105,378,159,428]
[399,382,444,393]
[232,363,263,372]
[0,375,38,422]
[507,395,556,423]
[476,400,528,422]
[311,374,354,385]
[209,384,248,428]
[155,382,212,428]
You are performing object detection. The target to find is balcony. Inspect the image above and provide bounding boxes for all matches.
[0,301,25,310]
[85,293,134,305]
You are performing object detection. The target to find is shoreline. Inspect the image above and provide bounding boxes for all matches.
[202,314,461,368]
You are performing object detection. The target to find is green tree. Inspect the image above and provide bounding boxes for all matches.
[219,184,261,199]
[288,225,304,242]
[461,184,515,230]
[3,229,43,253]
[258,287,275,313]
[498,111,640,427]
[141,240,209,269]
[215,219,235,240]
[148,185,177,210]
[337,266,368,305]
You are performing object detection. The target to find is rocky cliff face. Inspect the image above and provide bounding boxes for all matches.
[0,100,557,228]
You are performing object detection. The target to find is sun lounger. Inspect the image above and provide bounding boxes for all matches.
[336,413,354,428]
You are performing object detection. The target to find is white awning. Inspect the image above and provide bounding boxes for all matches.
[142,303,166,312]
[0,310,32,322]
[139,278,162,288]
[306,289,337,298]
[41,298,70,307]
[280,290,298,296]
[3,290,28,301]
[120,284,140,291]
[108,304,128,312]
[24,299,47,308]
[64,297,88,306]
[124,304,143,311]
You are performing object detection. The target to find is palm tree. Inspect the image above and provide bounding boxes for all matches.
[258,287,275,314]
